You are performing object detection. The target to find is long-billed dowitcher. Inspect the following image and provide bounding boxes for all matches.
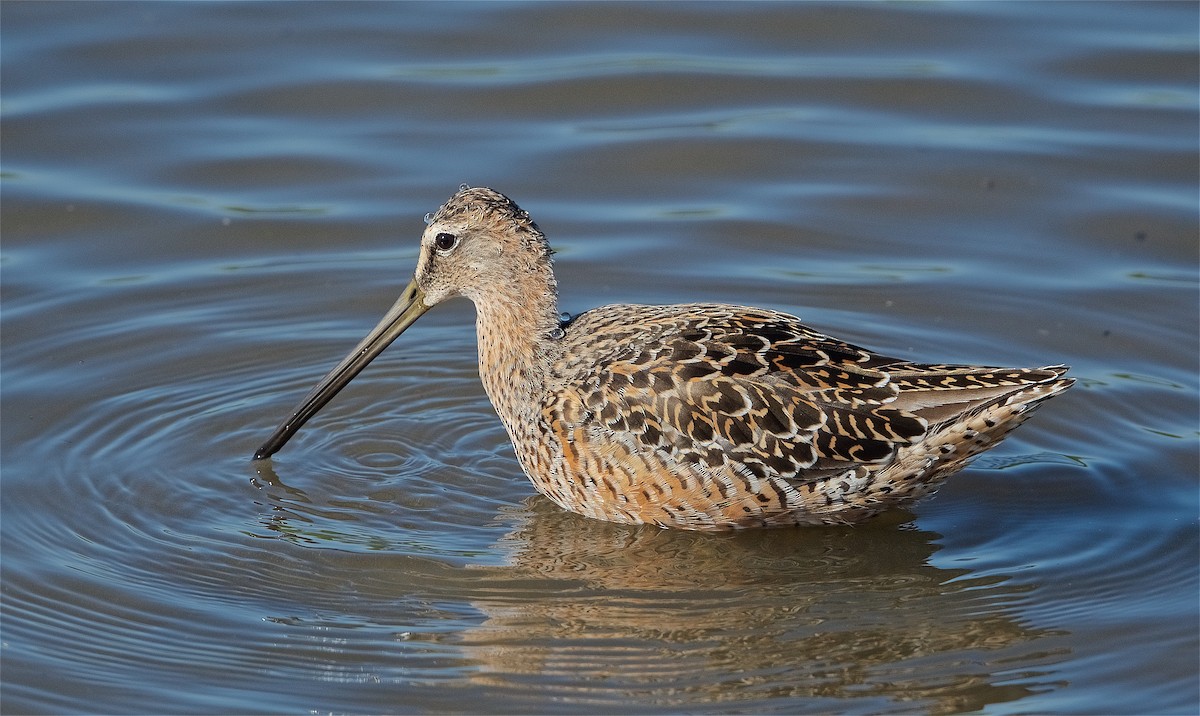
[255,186,1073,530]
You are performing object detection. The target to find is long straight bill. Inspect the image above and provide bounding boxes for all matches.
[253,279,428,460]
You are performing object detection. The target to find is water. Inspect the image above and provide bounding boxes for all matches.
[2,2,1196,713]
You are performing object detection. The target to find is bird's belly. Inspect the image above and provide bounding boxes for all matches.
[513,425,858,530]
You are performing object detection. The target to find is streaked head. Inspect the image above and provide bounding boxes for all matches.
[414,186,554,308]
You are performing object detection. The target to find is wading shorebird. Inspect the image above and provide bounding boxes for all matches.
[254,186,1073,530]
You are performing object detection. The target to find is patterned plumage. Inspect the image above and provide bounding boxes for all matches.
[255,186,1073,531]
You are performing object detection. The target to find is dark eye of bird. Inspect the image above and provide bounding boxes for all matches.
[434,232,458,251]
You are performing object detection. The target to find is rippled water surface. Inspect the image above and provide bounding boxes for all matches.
[3,2,1197,713]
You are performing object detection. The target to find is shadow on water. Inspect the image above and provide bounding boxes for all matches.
[251,465,1069,713]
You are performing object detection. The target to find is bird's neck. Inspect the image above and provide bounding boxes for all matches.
[471,270,561,440]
